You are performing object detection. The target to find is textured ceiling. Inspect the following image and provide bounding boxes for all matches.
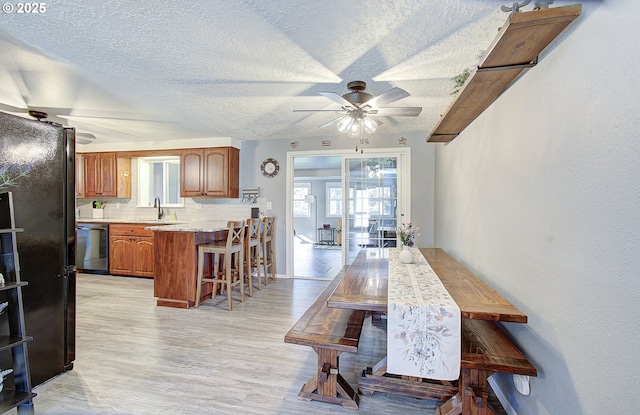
[0,0,553,145]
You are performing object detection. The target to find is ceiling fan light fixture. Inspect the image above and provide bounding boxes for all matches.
[337,115,355,133]
[348,121,361,138]
[362,116,378,134]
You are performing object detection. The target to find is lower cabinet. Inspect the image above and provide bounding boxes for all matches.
[109,224,155,278]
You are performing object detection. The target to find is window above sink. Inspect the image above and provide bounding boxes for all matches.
[137,156,184,208]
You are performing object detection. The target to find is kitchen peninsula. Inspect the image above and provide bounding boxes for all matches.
[147,221,230,308]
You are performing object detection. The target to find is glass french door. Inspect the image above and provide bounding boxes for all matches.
[286,149,409,278]
[343,156,399,264]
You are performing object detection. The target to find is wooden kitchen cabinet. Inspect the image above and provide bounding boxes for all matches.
[180,147,239,198]
[109,224,155,278]
[82,152,132,198]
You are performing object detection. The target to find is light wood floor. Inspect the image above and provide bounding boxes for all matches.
[293,238,342,279]
[13,273,439,414]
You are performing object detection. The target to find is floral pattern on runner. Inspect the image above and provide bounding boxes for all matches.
[387,247,461,380]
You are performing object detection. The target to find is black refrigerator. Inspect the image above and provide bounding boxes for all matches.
[0,111,76,386]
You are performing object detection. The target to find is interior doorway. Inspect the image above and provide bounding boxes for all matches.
[291,155,342,279]
[286,148,411,279]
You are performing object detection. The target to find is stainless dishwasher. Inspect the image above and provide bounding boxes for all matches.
[76,223,109,274]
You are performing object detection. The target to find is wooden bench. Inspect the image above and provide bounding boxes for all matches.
[437,318,537,415]
[284,269,366,410]
[358,318,537,414]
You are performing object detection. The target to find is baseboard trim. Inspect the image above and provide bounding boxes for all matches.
[488,376,517,415]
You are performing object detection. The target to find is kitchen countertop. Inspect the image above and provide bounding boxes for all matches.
[77,218,178,225]
[76,219,232,232]
[145,221,229,232]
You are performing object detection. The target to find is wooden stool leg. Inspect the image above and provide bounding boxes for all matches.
[261,241,269,287]
[239,250,245,303]
[269,240,276,281]
[224,252,233,311]
[254,245,262,290]
[195,247,205,308]
[245,248,253,297]
[213,252,221,298]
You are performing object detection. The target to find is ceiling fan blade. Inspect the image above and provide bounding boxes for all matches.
[362,87,410,108]
[318,116,345,129]
[319,91,355,109]
[373,107,422,117]
[369,116,384,127]
[293,109,346,113]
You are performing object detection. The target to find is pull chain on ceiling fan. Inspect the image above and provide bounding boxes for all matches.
[294,81,422,137]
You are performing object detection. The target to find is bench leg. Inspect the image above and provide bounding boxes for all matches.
[435,368,498,415]
[297,348,360,410]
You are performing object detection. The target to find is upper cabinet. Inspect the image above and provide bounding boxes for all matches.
[180,147,239,198]
[426,4,582,143]
[82,152,131,198]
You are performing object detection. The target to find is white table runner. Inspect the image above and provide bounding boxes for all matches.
[387,247,461,380]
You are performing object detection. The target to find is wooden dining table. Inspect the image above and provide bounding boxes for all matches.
[327,247,530,414]
[329,248,526,322]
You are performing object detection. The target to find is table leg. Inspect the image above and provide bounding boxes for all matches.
[435,368,498,415]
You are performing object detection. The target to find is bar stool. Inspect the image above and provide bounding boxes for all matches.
[259,216,276,285]
[243,218,262,295]
[195,220,245,310]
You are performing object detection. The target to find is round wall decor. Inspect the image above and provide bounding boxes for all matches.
[261,158,279,178]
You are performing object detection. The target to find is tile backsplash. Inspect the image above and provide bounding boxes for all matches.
[77,197,262,223]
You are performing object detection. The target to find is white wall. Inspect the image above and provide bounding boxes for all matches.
[434,2,640,414]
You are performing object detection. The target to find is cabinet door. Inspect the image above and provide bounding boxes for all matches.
[109,236,134,275]
[83,153,100,196]
[83,152,117,197]
[133,237,155,277]
[180,150,204,197]
[99,153,117,197]
[202,148,229,197]
[203,148,239,198]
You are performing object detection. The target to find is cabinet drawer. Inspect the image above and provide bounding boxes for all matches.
[109,224,154,237]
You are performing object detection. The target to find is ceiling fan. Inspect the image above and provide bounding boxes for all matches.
[294,81,422,137]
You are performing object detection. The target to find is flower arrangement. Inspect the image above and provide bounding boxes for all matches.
[397,223,420,247]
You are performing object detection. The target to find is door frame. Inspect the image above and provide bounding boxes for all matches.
[285,148,411,278]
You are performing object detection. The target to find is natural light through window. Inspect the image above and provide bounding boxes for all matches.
[326,182,342,217]
[293,182,311,217]
[137,157,184,208]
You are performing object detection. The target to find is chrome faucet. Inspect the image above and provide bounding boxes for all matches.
[154,196,164,220]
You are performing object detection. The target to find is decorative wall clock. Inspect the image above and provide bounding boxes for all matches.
[261,158,279,178]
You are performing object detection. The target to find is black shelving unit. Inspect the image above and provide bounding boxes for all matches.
[0,192,34,414]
